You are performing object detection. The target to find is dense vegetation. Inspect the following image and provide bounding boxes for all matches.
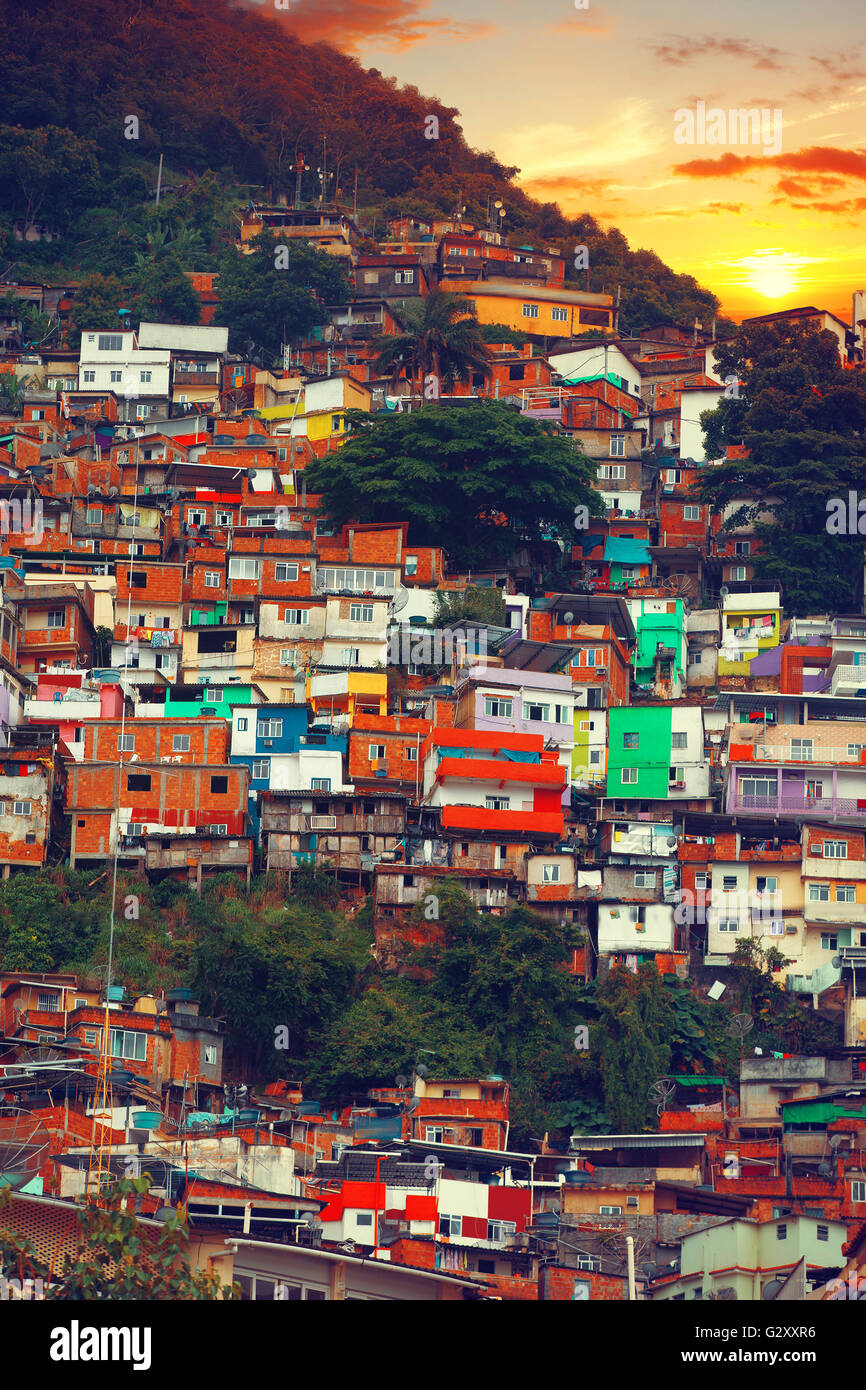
[304,400,605,570]
[0,869,838,1144]
[695,319,866,614]
[0,0,732,336]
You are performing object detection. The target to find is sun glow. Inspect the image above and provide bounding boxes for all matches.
[740,251,804,301]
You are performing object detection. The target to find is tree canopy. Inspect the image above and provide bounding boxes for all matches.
[213,230,349,360]
[304,399,604,569]
[693,320,866,614]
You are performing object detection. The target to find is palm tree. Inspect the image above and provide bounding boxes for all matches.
[371,290,491,395]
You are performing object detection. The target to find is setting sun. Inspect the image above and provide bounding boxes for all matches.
[741,252,804,302]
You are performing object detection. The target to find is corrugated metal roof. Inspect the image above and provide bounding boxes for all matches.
[570,1132,706,1149]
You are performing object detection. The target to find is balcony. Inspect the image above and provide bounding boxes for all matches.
[173,372,218,388]
[831,665,866,697]
[730,792,865,819]
[730,742,866,766]
[440,805,563,835]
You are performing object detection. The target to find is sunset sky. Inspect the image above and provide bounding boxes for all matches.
[246,0,866,323]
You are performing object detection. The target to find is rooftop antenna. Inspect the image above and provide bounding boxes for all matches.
[648,1077,676,1118]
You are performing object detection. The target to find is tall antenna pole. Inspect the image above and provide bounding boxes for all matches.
[87,439,143,1200]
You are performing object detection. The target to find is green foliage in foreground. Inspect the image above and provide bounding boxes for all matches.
[0,870,840,1146]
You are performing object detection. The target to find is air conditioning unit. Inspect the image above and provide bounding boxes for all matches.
[596,667,607,677]
[310,815,336,830]
[626,1196,639,1208]
[263,739,273,748]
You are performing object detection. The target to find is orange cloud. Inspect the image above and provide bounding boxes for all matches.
[674,145,866,181]
[234,0,497,52]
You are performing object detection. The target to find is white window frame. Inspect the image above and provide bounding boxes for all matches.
[823,841,848,859]
[621,768,638,784]
[349,604,375,622]
[274,563,299,583]
[542,863,561,883]
[683,504,701,521]
[252,759,270,780]
[172,734,190,752]
[283,609,309,626]
[204,571,221,588]
[609,435,626,457]
[228,557,261,580]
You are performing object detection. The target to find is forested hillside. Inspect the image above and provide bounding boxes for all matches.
[0,0,732,333]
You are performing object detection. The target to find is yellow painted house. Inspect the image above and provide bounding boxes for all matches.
[718,591,782,676]
[255,373,372,449]
[438,277,614,337]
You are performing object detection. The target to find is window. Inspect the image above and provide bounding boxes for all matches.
[210,776,228,794]
[369,744,386,761]
[621,768,638,784]
[126,774,151,792]
[577,1254,601,1272]
[82,370,95,384]
[756,876,778,894]
[111,1029,146,1061]
[623,732,639,749]
[252,759,270,780]
[355,1213,373,1228]
[695,872,709,889]
[487,1220,517,1241]
[551,306,568,322]
[394,269,414,285]
[279,649,296,666]
[406,745,418,762]
[521,304,539,318]
[542,864,561,883]
[439,1214,462,1237]
[204,1045,217,1066]
[85,507,102,524]
[790,738,813,760]
[731,566,747,582]
[228,557,260,580]
[634,870,655,888]
[671,731,687,749]
[485,795,510,810]
[598,464,626,480]
[111,369,123,382]
[274,563,299,583]
[599,1206,623,1216]
[310,778,331,791]
[130,571,147,588]
[609,435,626,457]
[259,719,283,739]
[83,1028,98,1045]
[405,555,418,576]
[683,505,701,520]
[237,717,248,732]
[215,512,231,526]
[484,696,513,718]
[135,404,151,419]
[47,609,65,628]
[851,1181,866,1203]
[669,765,685,784]
[824,841,847,859]
[836,883,856,903]
[425,1126,444,1144]
[740,774,777,799]
[204,572,221,588]
[283,609,309,626]
[118,734,135,752]
[140,370,152,383]
[776,1224,787,1240]
[37,991,59,1013]
[98,334,123,351]
[718,920,739,933]
[319,567,396,593]
[811,884,830,902]
[735,540,751,556]
[172,735,190,752]
[523,701,550,722]
[350,604,374,622]
[722,875,738,891]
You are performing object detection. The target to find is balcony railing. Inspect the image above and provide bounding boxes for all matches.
[731,743,866,765]
[731,793,865,818]
[831,665,866,695]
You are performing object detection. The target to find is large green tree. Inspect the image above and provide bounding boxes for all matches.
[304,399,603,569]
[0,125,100,238]
[213,230,349,360]
[693,320,866,613]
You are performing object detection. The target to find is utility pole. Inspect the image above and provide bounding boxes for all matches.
[155,154,164,206]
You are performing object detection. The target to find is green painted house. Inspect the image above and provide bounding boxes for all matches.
[626,598,686,694]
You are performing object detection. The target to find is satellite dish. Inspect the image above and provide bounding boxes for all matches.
[405,1098,420,1114]
[648,1078,676,1116]
[719,586,729,599]
[666,836,678,848]
[414,1064,429,1079]
[395,1074,409,1088]
[563,611,574,624]
[762,1278,784,1300]
[832,957,842,969]
[0,1109,51,1190]
[727,1013,754,1039]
